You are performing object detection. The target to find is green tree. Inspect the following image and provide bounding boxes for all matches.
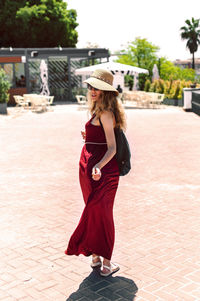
[180,18,200,69]
[0,1,26,46]
[116,37,196,87]
[117,37,160,77]
[0,0,78,47]
[159,57,195,81]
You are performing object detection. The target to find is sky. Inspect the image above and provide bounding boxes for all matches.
[66,0,200,61]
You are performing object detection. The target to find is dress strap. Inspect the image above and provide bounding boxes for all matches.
[99,117,103,129]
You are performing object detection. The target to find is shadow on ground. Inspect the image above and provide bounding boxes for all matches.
[66,269,138,301]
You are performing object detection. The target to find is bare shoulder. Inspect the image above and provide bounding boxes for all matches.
[100,111,114,123]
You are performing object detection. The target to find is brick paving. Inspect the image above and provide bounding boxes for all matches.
[0,104,200,301]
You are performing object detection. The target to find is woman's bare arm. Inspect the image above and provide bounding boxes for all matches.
[92,111,116,180]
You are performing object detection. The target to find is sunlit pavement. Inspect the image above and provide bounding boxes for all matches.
[0,104,200,301]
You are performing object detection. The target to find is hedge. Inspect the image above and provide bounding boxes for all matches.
[144,79,200,100]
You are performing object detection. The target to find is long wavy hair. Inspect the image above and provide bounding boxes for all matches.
[88,91,126,130]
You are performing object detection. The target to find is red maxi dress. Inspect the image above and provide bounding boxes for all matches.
[65,115,119,260]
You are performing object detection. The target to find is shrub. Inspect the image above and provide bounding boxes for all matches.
[156,79,165,94]
[138,73,148,90]
[0,68,11,103]
[173,81,181,100]
[143,78,197,99]
[124,75,133,90]
[144,79,151,91]
[149,80,158,92]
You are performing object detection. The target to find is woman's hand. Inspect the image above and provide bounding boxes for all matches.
[81,130,86,141]
[92,165,101,181]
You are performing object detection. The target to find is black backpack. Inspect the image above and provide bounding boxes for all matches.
[99,118,131,176]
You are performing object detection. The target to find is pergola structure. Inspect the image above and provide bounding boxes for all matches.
[0,47,109,104]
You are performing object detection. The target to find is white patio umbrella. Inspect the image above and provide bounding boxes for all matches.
[40,59,50,96]
[75,62,149,76]
[75,62,149,90]
[152,64,160,81]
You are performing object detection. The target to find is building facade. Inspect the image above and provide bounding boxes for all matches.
[174,58,200,75]
[0,48,109,104]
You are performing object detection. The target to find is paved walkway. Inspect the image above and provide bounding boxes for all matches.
[0,105,200,301]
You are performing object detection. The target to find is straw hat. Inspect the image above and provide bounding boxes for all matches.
[84,69,119,95]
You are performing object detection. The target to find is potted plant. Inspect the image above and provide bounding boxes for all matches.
[0,68,11,114]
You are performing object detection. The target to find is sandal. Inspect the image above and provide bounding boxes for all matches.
[100,262,120,277]
[90,256,102,268]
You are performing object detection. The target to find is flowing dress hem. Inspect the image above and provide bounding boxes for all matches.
[65,249,111,260]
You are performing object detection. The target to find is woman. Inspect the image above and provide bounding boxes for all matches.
[65,69,126,277]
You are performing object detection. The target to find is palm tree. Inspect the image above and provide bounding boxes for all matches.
[180,18,200,69]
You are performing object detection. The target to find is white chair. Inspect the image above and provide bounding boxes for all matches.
[14,95,28,109]
[46,96,54,109]
[157,93,165,107]
[30,96,47,112]
[76,95,87,105]
[142,92,152,108]
[134,92,148,108]
[148,93,165,108]
[23,94,38,109]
